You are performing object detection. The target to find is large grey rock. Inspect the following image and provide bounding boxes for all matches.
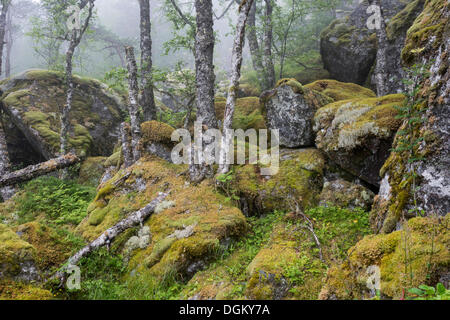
[0,70,126,162]
[261,79,333,148]
[320,0,422,91]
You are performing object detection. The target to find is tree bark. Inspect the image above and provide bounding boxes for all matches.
[262,0,275,89]
[55,191,168,280]
[0,153,80,188]
[60,0,95,179]
[189,0,218,183]
[246,0,267,90]
[371,0,389,96]
[120,122,133,168]
[0,0,11,77]
[4,5,11,78]
[219,0,254,174]
[138,0,157,121]
[0,112,15,200]
[125,46,142,163]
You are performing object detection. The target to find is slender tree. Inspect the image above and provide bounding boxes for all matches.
[370,0,388,96]
[0,0,11,77]
[138,0,157,121]
[262,0,275,89]
[189,0,218,183]
[246,0,266,89]
[59,0,95,180]
[219,0,254,174]
[125,46,142,163]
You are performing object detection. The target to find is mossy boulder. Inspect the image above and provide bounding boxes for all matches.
[0,224,38,282]
[320,214,450,300]
[320,0,423,92]
[76,155,247,281]
[313,94,405,186]
[0,69,126,160]
[304,79,376,102]
[261,79,333,148]
[372,0,450,234]
[319,179,375,211]
[233,148,325,215]
[141,121,176,161]
[215,97,266,131]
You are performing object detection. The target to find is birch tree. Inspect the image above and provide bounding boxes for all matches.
[189,0,219,183]
[219,0,254,174]
[125,46,142,163]
[370,0,388,96]
[138,0,157,121]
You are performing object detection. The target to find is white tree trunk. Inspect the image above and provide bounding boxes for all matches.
[125,46,142,163]
[219,0,254,174]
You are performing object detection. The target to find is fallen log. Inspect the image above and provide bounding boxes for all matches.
[54,191,169,282]
[0,153,80,188]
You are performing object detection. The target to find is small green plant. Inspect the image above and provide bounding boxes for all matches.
[17,176,96,225]
[393,63,431,217]
[216,170,240,204]
[408,283,450,300]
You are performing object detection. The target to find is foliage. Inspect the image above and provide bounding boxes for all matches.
[408,283,450,300]
[16,176,96,226]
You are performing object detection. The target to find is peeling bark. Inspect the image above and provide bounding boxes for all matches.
[0,153,80,188]
[0,113,15,200]
[120,122,133,168]
[219,0,254,174]
[55,192,168,281]
[190,0,218,183]
[139,0,157,121]
[125,46,142,163]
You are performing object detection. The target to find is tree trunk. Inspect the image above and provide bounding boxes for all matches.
[372,0,389,96]
[0,153,80,188]
[138,0,157,121]
[246,0,267,90]
[4,5,11,78]
[219,0,254,174]
[263,0,275,89]
[125,46,142,163]
[190,0,218,183]
[120,122,133,168]
[0,0,11,77]
[54,191,168,281]
[0,112,15,200]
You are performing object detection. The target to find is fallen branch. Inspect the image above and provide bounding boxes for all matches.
[0,153,80,188]
[54,191,169,282]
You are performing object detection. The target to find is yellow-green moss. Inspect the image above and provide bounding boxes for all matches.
[0,281,53,300]
[78,157,107,187]
[141,121,175,145]
[305,79,376,102]
[215,97,266,131]
[276,78,304,94]
[0,224,36,279]
[233,148,325,214]
[321,214,450,300]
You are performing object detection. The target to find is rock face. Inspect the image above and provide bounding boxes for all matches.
[319,179,375,211]
[261,79,333,148]
[313,94,405,186]
[371,0,450,234]
[0,70,126,161]
[234,148,325,215]
[320,0,423,92]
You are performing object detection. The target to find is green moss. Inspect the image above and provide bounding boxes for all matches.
[387,0,425,40]
[0,281,53,300]
[276,78,304,94]
[305,79,376,101]
[234,148,325,214]
[0,224,36,279]
[215,97,266,131]
[141,121,175,146]
[78,157,107,187]
[321,214,450,300]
